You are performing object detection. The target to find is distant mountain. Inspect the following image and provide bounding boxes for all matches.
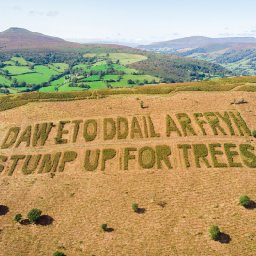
[139,36,256,76]
[0,27,129,50]
[0,27,84,50]
[139,36,256,50]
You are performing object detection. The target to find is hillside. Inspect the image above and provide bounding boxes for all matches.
[0,28,233,93]
[0,87,256,255]
[0,27,82,50]
[129,53,230,82]
[139,36,256,50]
[139,36,256,76]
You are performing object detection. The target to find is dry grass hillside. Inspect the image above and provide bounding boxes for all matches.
[0,91,256,256]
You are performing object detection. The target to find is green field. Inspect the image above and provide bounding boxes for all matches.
[0,52,160,94]
[108,53,147,65]
[50,76,66,86]
[3,66,34,75]
[0,75,11,86]
[0,76,255,112]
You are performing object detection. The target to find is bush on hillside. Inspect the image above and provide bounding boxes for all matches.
[252,130,256,138]
[27,208,42,224]
[53,252,66,256]
[209,225,221,241]
[239,195,251,208]
[14,213,22,223]
[101,223,108,232]
[132,203,139,213]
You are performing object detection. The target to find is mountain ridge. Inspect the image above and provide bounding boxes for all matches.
[0,27,130,50]
[139,36,256,49]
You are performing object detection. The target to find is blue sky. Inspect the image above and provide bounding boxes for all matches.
[1,0,256,43]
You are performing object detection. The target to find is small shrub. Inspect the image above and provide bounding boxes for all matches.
[209,225,221,241]
[101,223,108,232]
[14,213,22,223]
[239,195,251,207]
[27,208,42,224]
[132,203,139,213]
[252,130,256,138]
[53,252,65,256]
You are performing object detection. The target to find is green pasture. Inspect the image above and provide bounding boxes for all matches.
[83,75,101,82]
[103,75,120,81]
[50,76,66,86]
[48,63,69,73]
[108,53,147,65]
[0,75,11,86]
[3,66,34,75]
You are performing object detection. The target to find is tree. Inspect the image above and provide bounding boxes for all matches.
[239,195,251,208]
[14,213,22,223]
[53,252,65,256]
[127,79,135,85]
[132,203,139,213]
[101,223,108,232]
[209,225,221,241]
[27,208,42,224]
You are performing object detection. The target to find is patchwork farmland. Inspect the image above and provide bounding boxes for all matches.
[0,53,160,94]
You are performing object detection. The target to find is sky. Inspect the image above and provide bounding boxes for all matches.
[0,0,256,44]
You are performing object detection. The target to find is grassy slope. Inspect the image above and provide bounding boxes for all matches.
[0,76,255,112]
[0,91,256,255]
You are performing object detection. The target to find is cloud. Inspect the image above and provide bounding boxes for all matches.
[28,10,59,17]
